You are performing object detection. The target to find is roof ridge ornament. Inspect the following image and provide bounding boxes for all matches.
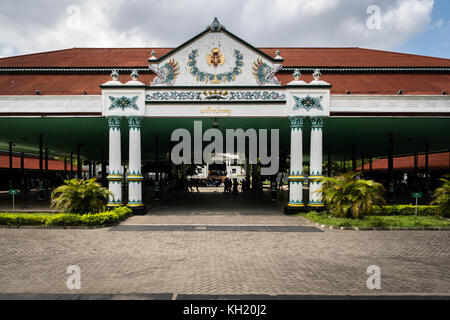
[102,69,122,85]
[309,68,330,85]
[208,17,224,32]
[274,50,283,61]
[111,70,119,81]
[131,69,139,81]
[124,69,145,86]
[149,50,157,61]
[293,69,301,81]
[287,68,307,85]
[313,69,322,81]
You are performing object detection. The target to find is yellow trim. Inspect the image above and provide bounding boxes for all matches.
[308,204,325,207]
[288,203,305,207]
[106,203,123,207]
[127,175,144,181]
[107,175,122,181]
[126,204,144,207]
[309,176,324,179]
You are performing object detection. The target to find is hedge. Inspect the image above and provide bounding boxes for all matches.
[372,205,438,216]
[0,206,132,227]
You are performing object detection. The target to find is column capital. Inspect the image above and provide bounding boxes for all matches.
[289,117,304,130]
[309,117,325,129]
[127,117,143,130]
[107,117,122,129]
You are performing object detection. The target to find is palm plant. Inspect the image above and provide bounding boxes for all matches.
[51,178,113,214]
[319,172,385,219]
[431,175,450,217]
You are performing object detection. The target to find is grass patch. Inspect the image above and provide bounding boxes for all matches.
[299,211,450,229]
[0,207,132,227]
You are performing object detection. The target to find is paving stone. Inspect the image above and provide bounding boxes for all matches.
[0,191,449,296]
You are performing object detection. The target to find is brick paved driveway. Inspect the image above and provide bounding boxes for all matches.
[0,191,449,297]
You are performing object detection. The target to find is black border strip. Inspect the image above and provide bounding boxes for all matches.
[330,112,450,117]
[101,85,331,89]
[144,101,286,105]
[0,112,102,117]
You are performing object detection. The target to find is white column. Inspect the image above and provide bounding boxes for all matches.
[107,117,123,208]
[288,117,304,208]
[309,117,325,207]
[127,117,144,209]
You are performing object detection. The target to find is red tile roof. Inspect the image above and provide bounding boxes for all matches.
[0,73,154,95]
[357,152,450,172]
[0,72,447,96]
[0,47,449,68]
[0,154,84,171]
[279,72,450,95]
[0,47,448,96]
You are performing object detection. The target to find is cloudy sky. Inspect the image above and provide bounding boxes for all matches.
[0,0,449,59]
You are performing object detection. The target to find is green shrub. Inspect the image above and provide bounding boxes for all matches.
[431,175,450,217]
[321,172,385,219]
[113,206,133,219]
[0,214,46,226]
[50,178,113,214]
[46,214,82,226]
[80,212,119,226]
[373,205,438,216]
[0,207,132,227]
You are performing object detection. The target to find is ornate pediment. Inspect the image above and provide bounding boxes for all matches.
[148,18,283,87]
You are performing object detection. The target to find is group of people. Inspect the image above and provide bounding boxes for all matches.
[187,179,200,192]
[223,178,240,195]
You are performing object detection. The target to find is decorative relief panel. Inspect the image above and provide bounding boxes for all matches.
[252,58,282,85]
[102,90,145,117]
[287,90,331,118]
[145,90,286,102]
[187,49,244,84]
[149,59,180,86]
[147,19,282,87]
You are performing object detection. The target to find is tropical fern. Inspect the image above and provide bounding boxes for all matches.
[319,172,385,219]
[431,175,450,217]
[50,179,113,214]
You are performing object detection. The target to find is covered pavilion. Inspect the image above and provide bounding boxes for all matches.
[0,18,449,213]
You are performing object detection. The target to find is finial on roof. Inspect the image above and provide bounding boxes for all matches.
[309,68,329,85]
[110,70,119,81]
[293,69,301,81]
[131,69,139,81]
[274,50,283,60]
[209,17,224,32]
[313,69,322,81]
[149,50,157,61]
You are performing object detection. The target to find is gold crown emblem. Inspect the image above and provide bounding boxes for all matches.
[207,48,225,68]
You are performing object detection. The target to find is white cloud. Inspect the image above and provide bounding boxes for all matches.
[0,0,436,57]
[383,0,433,34]
[430,18,444,29]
